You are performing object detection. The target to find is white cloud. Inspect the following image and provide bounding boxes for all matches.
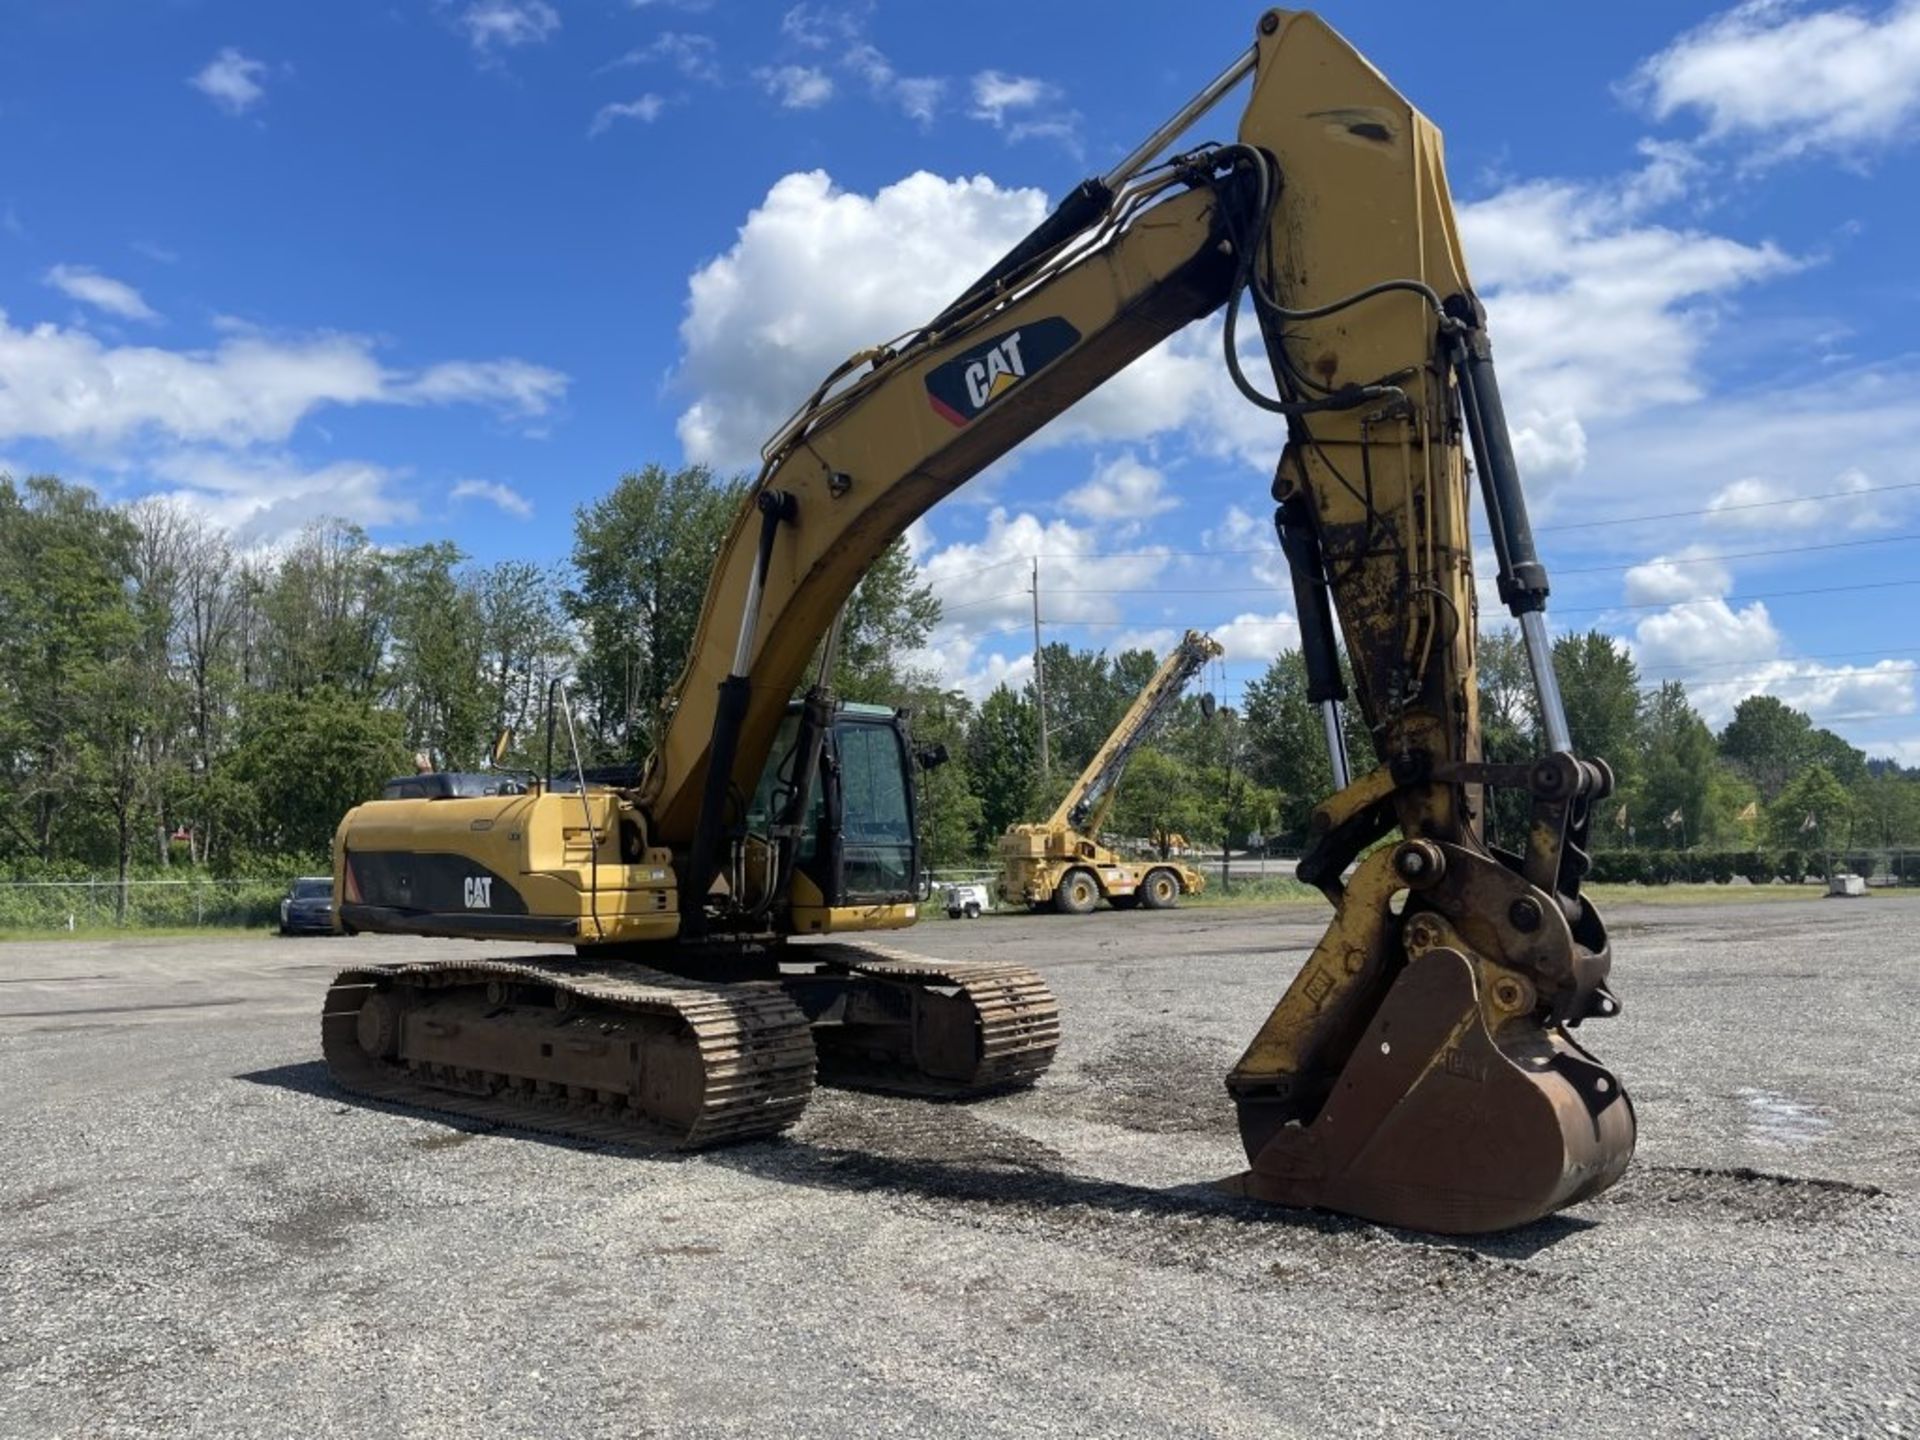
[1457,171,1796,494]
[969,71,1052,125]
[451,478,534,517]
[1705,468,1887,531]
[757,65,834,109]
[1621,546,1734,606]
[672,148,1808,502]
[189,48,268,115]
[1203,504,1287,590]
[1634,597,1780,672]
[1572,361,1920,531]
[402,358,565,416]
[615,32,720,84]
[675,169,1048,468]
[921,505,1169,634]
[1212,610,1302,665]
[1061,453,1177,525]
[1690,655,1916,727]
[590,95,666,136]
[0,311,567,448]
[151,451,416,539]
[1627,575,1916,727]
[459,0,559,54]
[845,44,944,124]
[780,4,852,49]
[1627,0,1920,166]
[43,265,159,323]
[890,76,946,125]
[968,70,1081,153]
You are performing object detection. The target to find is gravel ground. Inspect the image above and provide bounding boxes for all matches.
[2,898,1916,1439]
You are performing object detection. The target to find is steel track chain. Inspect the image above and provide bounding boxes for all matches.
[321,957,815,1149]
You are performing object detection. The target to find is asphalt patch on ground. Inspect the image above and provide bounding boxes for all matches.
[1074,1029,1242,1136]
[1598,1164,1893,1224]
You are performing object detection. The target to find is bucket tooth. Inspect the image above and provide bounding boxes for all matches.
[1233,947,1635,1234]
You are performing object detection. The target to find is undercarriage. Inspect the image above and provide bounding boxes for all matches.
[321,941,1060,1148]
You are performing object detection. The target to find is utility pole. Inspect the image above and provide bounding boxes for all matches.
[1031,556,1050,784]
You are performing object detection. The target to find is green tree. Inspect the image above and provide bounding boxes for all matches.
[1805,726,1867,787]
[1767,763,1853,871]
[1240,649,1370,846]
[1852,771,1920,849]
[567,464,745,759]
[472,559,573,764]
[1551,630,1642,806]
[1634,681,1718,847]
[1477,627,1538,852]
[899,685,981,868]
[1719,695,1815,802]
[0,476,141,863]
[388,542,490,769]
[259,519,392,700]
[967,684,1036,844]
[225,689,411,858]
[1027,643,1122,790]
[1107,746,1210,854]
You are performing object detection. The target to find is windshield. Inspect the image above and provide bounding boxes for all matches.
[837,720,913,900]
[292,878,333,900]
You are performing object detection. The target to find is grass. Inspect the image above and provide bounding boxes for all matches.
[1187,876,1324,907]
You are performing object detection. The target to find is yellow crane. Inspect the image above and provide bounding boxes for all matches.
[320,9,1634,1234]
[997,629,1222,914]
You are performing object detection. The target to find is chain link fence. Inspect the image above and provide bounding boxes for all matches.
[0,878,291,932]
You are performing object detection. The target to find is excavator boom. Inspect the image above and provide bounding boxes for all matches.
[324,8,1633,1234]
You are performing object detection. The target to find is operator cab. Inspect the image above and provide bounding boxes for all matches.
[750,701,919,919]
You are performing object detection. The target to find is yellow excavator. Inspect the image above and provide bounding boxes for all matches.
[997,629,1221,913]
[322,8,1634,1233]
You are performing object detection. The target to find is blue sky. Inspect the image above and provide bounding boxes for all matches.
[5,1,1920,758]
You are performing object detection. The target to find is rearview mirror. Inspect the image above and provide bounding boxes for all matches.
[490,727,514,768]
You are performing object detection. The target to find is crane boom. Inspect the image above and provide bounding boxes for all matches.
[1051,630,1222,836]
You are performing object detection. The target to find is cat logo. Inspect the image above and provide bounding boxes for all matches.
[925,316,1080,427]
[463,875,493,909]
[964,332,1027,408]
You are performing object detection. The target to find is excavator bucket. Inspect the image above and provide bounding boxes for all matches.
[1224,839,1635,1234]
[1231,946,1633,1233]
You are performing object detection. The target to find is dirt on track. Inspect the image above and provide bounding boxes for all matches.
[1,897,1916,1438]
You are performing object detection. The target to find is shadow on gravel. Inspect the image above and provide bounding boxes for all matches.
[234,1059,691,1158]
[237,1059,343,1102]
[710,1136,1594,1261]
[239,1061,1604,1261]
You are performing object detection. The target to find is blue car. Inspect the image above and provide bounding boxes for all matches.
[279,876,334,936]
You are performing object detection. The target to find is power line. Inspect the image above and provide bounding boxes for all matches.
[915,481,1920,594]
[1637,644,1920,675]
[1555,576,1920,616]
[944,575,1920,611]
[1555,532,1920,577]
[1536,479,1920,533]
